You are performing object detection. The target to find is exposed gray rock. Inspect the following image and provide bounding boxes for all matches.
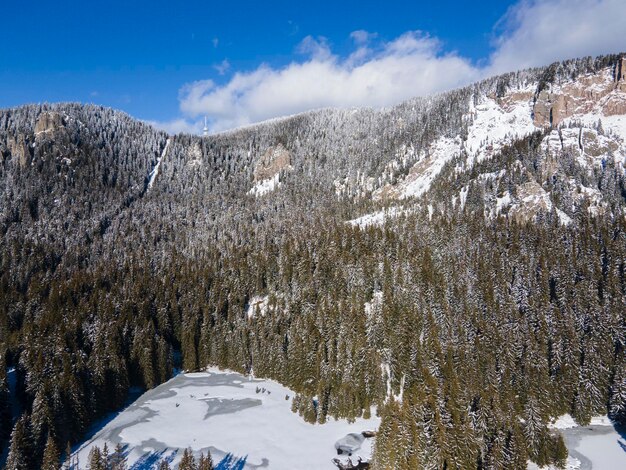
[253,143,292,182]
[7,134,31,167]
[34,111,65,135]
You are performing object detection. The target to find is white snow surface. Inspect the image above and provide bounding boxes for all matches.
[246,295,269,319]
[73,367,380,469]
[548,414,613,430]
[527,414,626,470]
[348,206,404,228]
[465,93,537,167]
[495,192,512,215]
[527,456,581,470]
[248,173,280,197]
[400,136,461,199]
[147,139,171,190]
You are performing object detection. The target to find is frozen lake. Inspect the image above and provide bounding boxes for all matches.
[559,421,626,469]
[72,368,380,469]
[529,415,626,470]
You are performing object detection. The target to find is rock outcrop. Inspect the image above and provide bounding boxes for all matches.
[35,111,65,135]
[253,143,292,182]
[7,134,31,167]
[533,58,626,126]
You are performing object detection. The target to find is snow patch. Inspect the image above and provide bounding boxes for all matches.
[459,186,469,210]
[248,173,281,197]
[373,136,461,201]
[465,95,537,167]
[495,192,511,215]
[348,207,404,228]
[548,414,613,430]
[246,295,269,319]
[147,139,171,190]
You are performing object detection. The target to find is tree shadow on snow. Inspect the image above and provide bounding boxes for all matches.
[216,453,248,470]
[74,387,145,451]
[613,422,626,455]
[130,448,177,470]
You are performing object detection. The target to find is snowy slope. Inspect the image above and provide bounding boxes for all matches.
[363,63,626,228]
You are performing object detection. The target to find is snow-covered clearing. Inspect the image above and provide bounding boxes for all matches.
[72,368,380,469]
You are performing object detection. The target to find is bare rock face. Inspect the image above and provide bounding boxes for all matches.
[534,60,626,126]
[7,134,31,167]
[533,90,553,127]
[497,90,534,112]
[582,129,619,157]
[602,92,626,116]
[253,143,292,182]
[509,181,553,223]
[35,111,65,135]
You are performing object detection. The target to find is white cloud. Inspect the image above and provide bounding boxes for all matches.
[180,31,479,132]
[350,30,377,46]
[213,59,230,75]
[169,0,625,134]
[489,0,625,73]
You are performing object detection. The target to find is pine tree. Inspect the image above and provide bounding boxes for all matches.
[64,442,72,470]
[110,442,127,470]
[198,451,214,470]
[88,446,105,470]
[178,447,197,470]
[609,352,626,425]
[6,415,33,470]
[102,442,110,469]
[41,432,61,470]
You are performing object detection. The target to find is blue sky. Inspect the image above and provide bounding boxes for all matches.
[1,0,623,133]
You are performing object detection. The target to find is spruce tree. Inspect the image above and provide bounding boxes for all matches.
[178,447,197,470]
[41,433,61,470]
[6,415,33,470]
[110,442,127,470]
[198,451,214,470]
[88,446,105,470]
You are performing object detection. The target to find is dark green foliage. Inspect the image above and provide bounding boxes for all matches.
[198,451,214,470]
[179,447,197,470]
[41,433,60,470]
[6,415,32,470]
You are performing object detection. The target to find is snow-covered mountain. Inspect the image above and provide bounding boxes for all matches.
[1,54,625,470]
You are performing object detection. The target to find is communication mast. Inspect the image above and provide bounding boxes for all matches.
[202,116,209,136]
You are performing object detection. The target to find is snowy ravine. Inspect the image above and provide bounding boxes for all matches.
[147,138,171,190]
[72,368,380,469]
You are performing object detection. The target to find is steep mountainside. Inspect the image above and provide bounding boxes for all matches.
[0,54,625,469]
